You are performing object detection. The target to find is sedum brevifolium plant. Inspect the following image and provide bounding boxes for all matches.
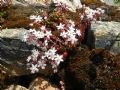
[21,2,104,73]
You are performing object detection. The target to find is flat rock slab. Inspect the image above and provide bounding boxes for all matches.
[0,28,26,39]
[0,29,34,76]
[91,21,120,53]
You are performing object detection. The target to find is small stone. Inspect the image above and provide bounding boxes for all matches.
[5,85,28,90]
[29,77,58,90]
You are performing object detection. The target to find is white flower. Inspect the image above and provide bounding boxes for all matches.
[27,56,31,62]
[84,7,95,19]
[46,48,56,56]
[30,15,43,22]
[45,47,57,60]
[60,31,67,38]
[56,23,65,30]
[37,60,46,69]
[29,64,39,73]
[31,49,39,61]
[40,26,46,31]
[29,28,36,33]
[54,54,63,65]
[35,15,43,22]
[49,47,57,55]
[80,15,84,20]
[68,25,75,32]
[67,35,78,44]
[44,39,48,46]
[34,31,45,39]
[45,31,52,38]
[67,26,76,36]
[76,29,81,36]
[30,15,36,20]
[44,16,47,20]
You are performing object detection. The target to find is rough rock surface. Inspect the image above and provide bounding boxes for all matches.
[91,21,120,53]
[0,29,33,59]
[0,38,33,75]
[11,0,82,12]
[0,28,26,39]
[11,0,51,6]
[0,29,34,75]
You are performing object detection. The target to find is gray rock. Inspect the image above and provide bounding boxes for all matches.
[102,0,120,6]
[0,28,34,75]
[11,0,51,7]
[0,38,33,58]
[11,0,82,12]
[91,21,120,53]
[0,38,34,75]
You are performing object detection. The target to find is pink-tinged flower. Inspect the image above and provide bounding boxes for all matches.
[34,31,45,39]
[40,26,46,31]
[29,28,36,33]
[45,47,57,59]
[56,23,65,30]
[37,60,46,69]
[68,25,75,32]
[31,49,39,61]
[44,16,47,20]
[29,64,39,73]
[30,15,43,22]
[30,15,37,20]
[67,35,78,44]
[54,54,63,65]
[26,56,32,62]
[22,3,104,74]
[60,31,67,38]
[44,39,48,46]
[80,15,84,20]
[76,29,81,36]
[45,31,52,38]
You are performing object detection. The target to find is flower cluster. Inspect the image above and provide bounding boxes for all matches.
[21,2,104,73]
[0,0,10,8]
[80,5,104,21]
[22,12,82,73]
